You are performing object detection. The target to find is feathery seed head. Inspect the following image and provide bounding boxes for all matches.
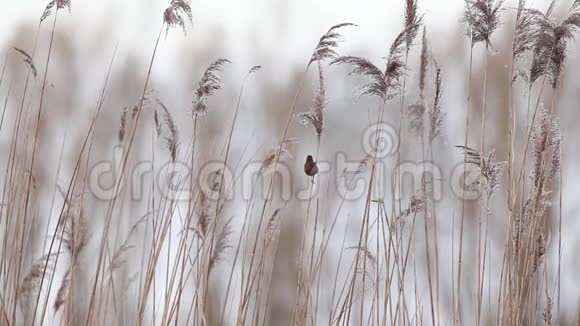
[462,0,504,48]
[248,65,262,75]
[209,218,233,272]
[259,142,293,176]
[404,0,423,51]
[41,0,71,22]
[457,145,504,196]
[331,56,388,99]
[12,47,37,77]
[309,23,357,65]
[418,28,429,99]
[297,63,326,136]
[191,59,230,116]
[429,64,445,141]
[384,24,421,93]
[407,102,426,135]
[164,0,193,36]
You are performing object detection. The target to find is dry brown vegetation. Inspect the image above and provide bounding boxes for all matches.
[0,0,578,325]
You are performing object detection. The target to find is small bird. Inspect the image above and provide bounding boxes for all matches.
[304,155,319,182]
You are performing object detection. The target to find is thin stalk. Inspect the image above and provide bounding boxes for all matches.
[557,150,562,319]
[88,22,165,325]
[476,46,489,326]
[202,68,253,315]
[211,70,254,325]
[18,12,59,325]
[420,117,436,326]
[456,41,474,325]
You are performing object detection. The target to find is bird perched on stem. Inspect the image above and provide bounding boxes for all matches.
[304,155,319,183]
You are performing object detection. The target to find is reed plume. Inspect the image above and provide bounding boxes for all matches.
[163,0,193,35]
[542,295,553,325]
[549,2,580,88]
[462,0,504,48]
[154,98,179,162]
[18,254,57,312]
[118,107,128,142]
[512,2,542,62]
[457,146,504,196]
[53,269,70,312]
[297,63,326,137]
[52,188,89,313]
[512,3,546,83]
[12,47,37,78]
[259,142,293,175]
[407,103,426,135]
[61,209,88,262]
[41,0,71,22]
[197,190,209,236]
[429,64,445,141]
[331,24,421,101]
[107,214,150,275]
[248,65,262,75]
[331,56,387,99]
[384,23,421,94]
[407,28,429,135]
[418,28,428,99]
[532,233,547,272]
[394,185,427,231]
[309,23,357,65]
[118,91,160,143]
[153,109,162,137]
[342,154,372,185]
[267,208,281,235]
[546,0,557,17]
[530,2,580,86]
[347,245,378,283]
[191,58,230,116]
[404,0,422,52]
[531,106,562,188]
[208,217,233,273]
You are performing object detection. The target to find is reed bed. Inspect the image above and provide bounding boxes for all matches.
[0,0,578,325]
